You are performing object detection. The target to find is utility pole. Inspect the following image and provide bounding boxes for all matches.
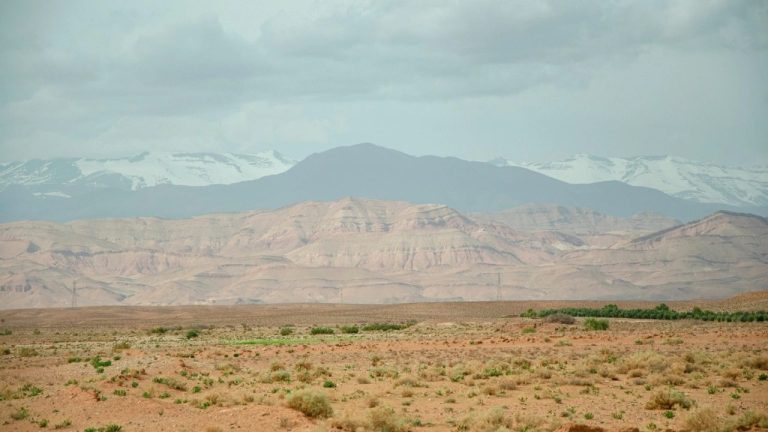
[71,280,77,308]
[339,287,344,304]
[496,273,502,301]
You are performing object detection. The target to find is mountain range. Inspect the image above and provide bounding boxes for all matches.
[2,144,764,223]
[0,150,295,196]
[494,154,768,207]
[1,197,765,309]
[3,148,765,210]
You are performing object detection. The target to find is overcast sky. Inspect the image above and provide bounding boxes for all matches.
[0,0,766,165]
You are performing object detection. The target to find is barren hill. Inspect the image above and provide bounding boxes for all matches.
[1,198,766,309]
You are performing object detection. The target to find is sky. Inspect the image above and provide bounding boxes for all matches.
[0,0,766,165]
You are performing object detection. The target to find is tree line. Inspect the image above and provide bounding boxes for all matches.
[521,303,767,322]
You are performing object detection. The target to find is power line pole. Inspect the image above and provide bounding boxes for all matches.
[496,272,501,301]
[71,280,77,308]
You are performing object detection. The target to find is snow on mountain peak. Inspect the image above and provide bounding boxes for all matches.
[496,154,768,207]
[0,150,296,193]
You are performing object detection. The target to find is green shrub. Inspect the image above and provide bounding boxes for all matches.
[53,419,71,429]
[323,379,336,388]
[362,322,413,331]
[90,356,112,369]
[152,376,187,391]
[584,318,609,331]
[185,329,200,339]
[286,390,333,418]
[310,327,334,335]
[84,424,121,432]
[340,325,359,334]
[11,407,29,420]
[279,327,294,336]
[18,383,43,398]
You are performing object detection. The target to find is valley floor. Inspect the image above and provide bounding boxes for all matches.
[0,300,767,431]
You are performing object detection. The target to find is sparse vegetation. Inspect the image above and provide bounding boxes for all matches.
[0,301,765,430]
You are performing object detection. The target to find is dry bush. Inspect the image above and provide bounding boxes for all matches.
[481,385,498,396]
[395,376,424,388]
[617,351,667,374]
[286,390,333,419]
[544,313,575,325]
[329,414,367,432]
[645,389,694,410]
[728,411,768,430]
[496,379,517,391]
[721,368,741,380]
[457,407,545,432]
[651,374,686,386]
[368,406,409,432]
[684,408,720,432]
[740,355,768,370]
[458,407,514,432]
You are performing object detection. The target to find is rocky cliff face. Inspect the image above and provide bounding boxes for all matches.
[1,198,766,308]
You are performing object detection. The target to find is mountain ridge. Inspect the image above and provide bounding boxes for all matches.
[495,154,768,207]
[0,150,295,194]
[1,197,765,309]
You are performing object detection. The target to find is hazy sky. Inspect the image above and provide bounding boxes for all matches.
[1,0,766,165]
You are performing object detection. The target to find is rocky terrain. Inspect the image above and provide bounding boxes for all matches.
[1,198,766,309]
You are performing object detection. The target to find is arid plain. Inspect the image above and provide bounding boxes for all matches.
[1,294,767,432]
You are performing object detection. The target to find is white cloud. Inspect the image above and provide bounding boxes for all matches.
[0,0,765,164]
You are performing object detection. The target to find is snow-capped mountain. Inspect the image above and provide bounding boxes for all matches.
[0,151,296,196]
[492,155,768,207]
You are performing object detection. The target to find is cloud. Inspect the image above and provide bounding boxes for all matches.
[0,0,765,163]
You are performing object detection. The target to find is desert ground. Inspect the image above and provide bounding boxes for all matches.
[1,295,767,432]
